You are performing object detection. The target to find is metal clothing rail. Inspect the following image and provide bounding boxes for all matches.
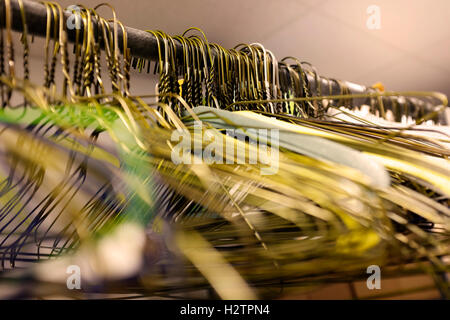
[0,0,447,124]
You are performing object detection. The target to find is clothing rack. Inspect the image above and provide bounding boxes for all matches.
[0,0,447,124]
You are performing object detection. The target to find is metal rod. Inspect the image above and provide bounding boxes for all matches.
[0,0,446,124]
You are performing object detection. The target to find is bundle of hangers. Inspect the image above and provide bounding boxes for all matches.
[0,0,447,124]
[0,0,449,300]
[131,30,449,127]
